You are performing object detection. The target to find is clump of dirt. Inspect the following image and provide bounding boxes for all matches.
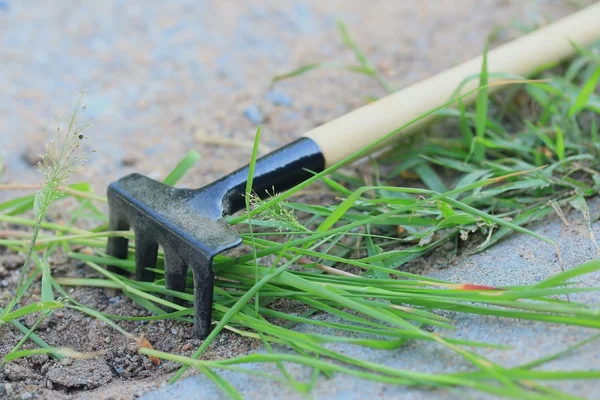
[46,358,113,390]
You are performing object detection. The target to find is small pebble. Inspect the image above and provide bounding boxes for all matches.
[45,380,53,390]
[127,342,139,352]
[21,392,32,400]
[181,343,191,351]
[161,362,180,373]
[121,156,138,167]
[2,254,25,270]
[60,358,72,366]
[108,296,121,305]
[1,280,7,287]
[0,265,8,278]
[243,106,264,124]
[5,383,13,395]
[171,328,177,335]
[21,146,44,167]
[78,247,95,256]
[266,90,292,107]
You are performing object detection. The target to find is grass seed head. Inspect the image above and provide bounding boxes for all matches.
[34,93,92,217]
[248,188,308,232]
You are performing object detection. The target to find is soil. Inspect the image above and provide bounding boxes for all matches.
[0,0,595,399]
[0,245,261,399]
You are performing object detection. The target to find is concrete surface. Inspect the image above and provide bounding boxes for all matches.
[144,201,600,400]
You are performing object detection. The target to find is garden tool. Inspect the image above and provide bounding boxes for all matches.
[106,3,600,339]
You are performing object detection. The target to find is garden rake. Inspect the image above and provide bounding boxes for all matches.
[106,3,600,339]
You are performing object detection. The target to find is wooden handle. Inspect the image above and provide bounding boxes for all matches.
[304,2,600,167]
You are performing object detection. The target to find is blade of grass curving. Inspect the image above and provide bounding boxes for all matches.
[414,163,448,193]
[162,149,201,186]
[473,41,489,163]
[272,63,372,83]
[533,259,600,289]
[568,64,600,118]
[0,306,62,362]
[245,126,262,317]
[336,20,394,93]
[519,333,600,371]
[259,331,311,394]
[197,365,243,400]
[363,224,388,279]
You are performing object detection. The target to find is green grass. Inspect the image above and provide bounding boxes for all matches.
[1,22,600,400]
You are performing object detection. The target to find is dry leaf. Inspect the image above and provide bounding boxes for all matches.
[139,337,160,365]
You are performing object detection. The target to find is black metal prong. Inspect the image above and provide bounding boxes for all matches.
[134,230,158,282]
[191,262,215,339]
[106,209,130,273]
[163,246,188,305]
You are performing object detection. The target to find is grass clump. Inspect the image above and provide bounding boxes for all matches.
[1,24,600,400]
[1,95,91,318]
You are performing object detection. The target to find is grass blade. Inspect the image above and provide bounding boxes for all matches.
[162,149,201,186]
[568,64,600,118]
[473,41,489,163]
[245,125,262,316]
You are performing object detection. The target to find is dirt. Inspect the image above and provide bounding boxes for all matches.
[0,0,596,399]
[0,245,261,399]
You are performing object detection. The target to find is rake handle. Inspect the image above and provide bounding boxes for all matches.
[303,2,600,167]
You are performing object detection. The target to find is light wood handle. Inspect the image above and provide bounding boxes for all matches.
[304,2,600,167]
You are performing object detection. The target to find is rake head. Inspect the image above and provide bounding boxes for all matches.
[106,173,242,339]
[105,138,325,339]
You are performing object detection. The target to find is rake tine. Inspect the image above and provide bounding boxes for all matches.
[190,261,215,339]
[106,209,130,274]
[134,230,158,282]
[162,246,188,305]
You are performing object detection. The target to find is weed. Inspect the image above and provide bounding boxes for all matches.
[1,94,91,319]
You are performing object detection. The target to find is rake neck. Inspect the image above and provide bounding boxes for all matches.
[212,137,325,215]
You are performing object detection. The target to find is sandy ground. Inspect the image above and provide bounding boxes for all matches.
[0,0,596,399]
[1,0,591,193]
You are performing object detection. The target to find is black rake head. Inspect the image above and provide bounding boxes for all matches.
[105,138,325,339]
[105,173,242,339]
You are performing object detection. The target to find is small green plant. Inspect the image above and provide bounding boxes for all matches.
[0,94,92,320]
